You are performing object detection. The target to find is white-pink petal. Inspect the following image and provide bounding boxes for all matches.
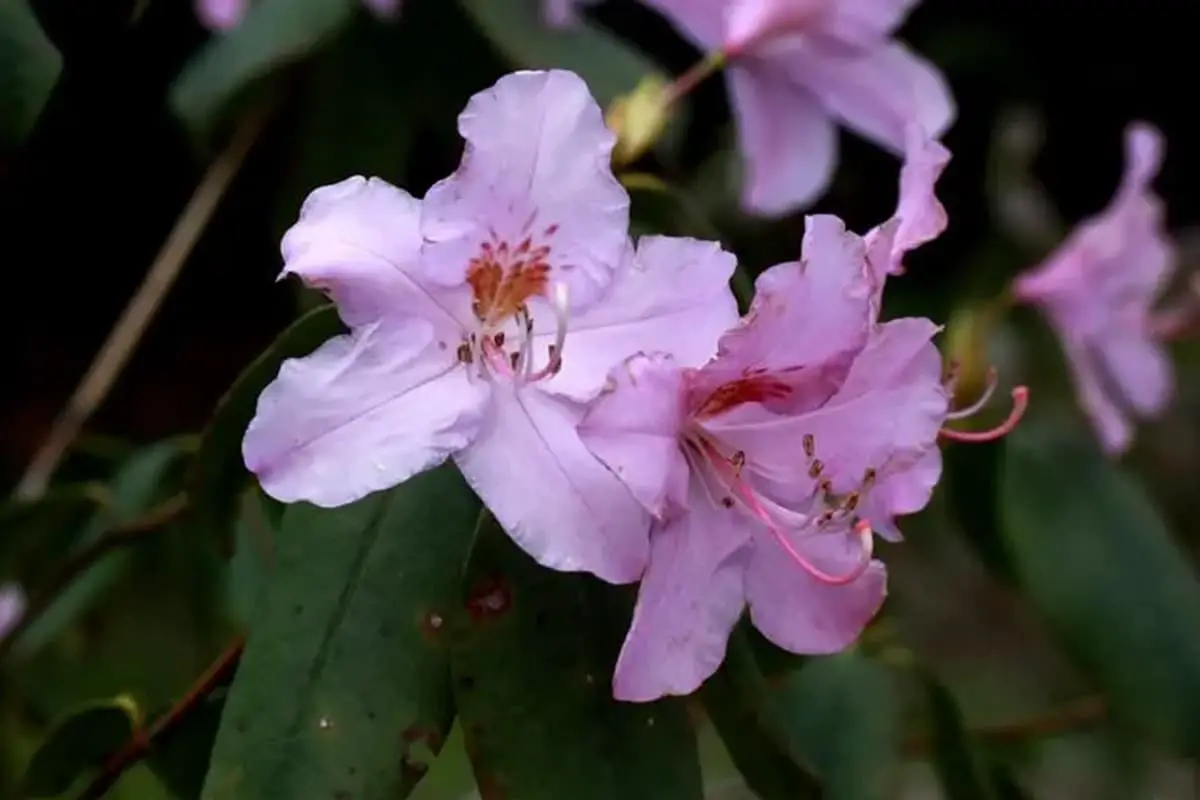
[243,320,489,507]
[454,383,651,584]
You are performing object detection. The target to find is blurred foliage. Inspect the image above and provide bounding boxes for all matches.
[3,0,1200,798]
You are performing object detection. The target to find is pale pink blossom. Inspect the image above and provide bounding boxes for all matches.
[640,0,955,215]
[243,70,739,584]
[0,584,24,642]
[580,215,951,701]
[1013,123,1178,454]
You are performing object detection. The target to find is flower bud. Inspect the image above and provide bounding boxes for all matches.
[606,74,672,167]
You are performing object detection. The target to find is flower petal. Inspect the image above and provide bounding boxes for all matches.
[728,64,839,216]
[455,383,651,584]
[1061,335,1132,454]
[578,353,691,519]
[710,215,873,377]
[538,235,739,400]
[746,534,886,654]
[865,125,951,278]
[0,583,26,640]
[281,176,466,332]
[1095,332,1172,418]
[243,319,489,507]
[195,0,246,30]
[612,479,751,702]
[724,0,828,55]
[793,42,955,154]
[420,70,630,310]
[820,0,922,48]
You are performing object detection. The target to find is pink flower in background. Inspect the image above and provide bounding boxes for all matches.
[1013,123,1177,454]
[0,584,24,642]
[243,70,739,584]
[196,0,399,31]
[639,0,955,215]
[581,215,951,701]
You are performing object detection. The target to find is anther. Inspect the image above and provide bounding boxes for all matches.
[808,459,824,479]
[843,491,860,513]
[941,386,1030,443]
[456,343,473,364]
[802,434,815,458]
[493,332,505,347]
[731,450,746,476]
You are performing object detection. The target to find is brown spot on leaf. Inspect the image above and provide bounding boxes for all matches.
[465,577,512,621]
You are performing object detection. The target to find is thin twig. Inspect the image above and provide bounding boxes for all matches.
[0,493,188,663]
[906,695,1107,756]
[76,635,246,800]
[15,104,275,500]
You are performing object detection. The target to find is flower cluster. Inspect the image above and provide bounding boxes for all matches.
[243,63,1030,700]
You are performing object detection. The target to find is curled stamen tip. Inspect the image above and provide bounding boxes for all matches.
[941,385,1030,444]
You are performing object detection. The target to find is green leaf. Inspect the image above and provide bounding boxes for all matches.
[148,685,232,800]
[458,0,666,107]
[923,675,997,800]
[200,464,481,799]
[222,490,275,629]
[186,306,343,555]
[0,0,60,148]
[10,439,194,660]
[0,484,107,583]
[773,653,900,800]
[446,518,704,800]
[19,697,140,797]
[698,629,821,800]
[170,0,356,143]
[1000,417,1200,753]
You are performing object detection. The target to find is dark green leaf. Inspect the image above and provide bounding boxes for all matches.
[170,0,356,143]
[186,306,343,555]
[148,686,232,800]
[447,518,704,799]
[1000,416,1200,753]
[0,0,60,148]
[200,464,481,799]
[458,0,666,107]
[19,697,140,797]
[11,439,195,660]
[0,484,107,584]
[699,629,821,800]
[222,490,275,630]
[773,653,900,800]
[923,674,997,800]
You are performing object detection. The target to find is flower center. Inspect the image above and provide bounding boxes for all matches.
[466,230,557,329]
[694,371,793,418]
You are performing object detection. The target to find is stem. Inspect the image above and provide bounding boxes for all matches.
[0,493,187,663]
[663,50,727,105]
[76,635,246,800]
[906,695,1106,755]
[15,102,274,500]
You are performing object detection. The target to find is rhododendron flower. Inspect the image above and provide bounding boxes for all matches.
[0,584,24,642]
[581,216,955,701]
[639,0,955,215]
[196,0,399,31]
[243,70,739,584]
[1013,123,1179,454]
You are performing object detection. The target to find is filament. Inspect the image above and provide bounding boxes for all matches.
[946,367,999,420]
[941,386,1029,443]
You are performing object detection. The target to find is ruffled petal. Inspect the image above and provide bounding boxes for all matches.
[455,383,651,584]
[538,235,739,400]
[612,478,752,702]
[420,70,629,311]
[244,319,490,507]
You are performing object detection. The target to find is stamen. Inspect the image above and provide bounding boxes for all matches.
[526,283,571,383]
[697,437,874,586]
[941,386,1029,443]
[946,367,999,420]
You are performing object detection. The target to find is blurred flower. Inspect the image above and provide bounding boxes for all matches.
[1013,123,1179,454]
[580,216,950,701]
[243,70,739,584]
[195,0,400,31]
[543,0,601,27]
[0,584,25,642]
[607,73,674,166]
[637,0,955,215]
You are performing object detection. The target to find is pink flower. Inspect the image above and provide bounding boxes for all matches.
[0,584,24,642]
[1013,123,1178,454]
[640,0,955,215]
[243,70,739,584]
[580,216,951,701]
[196,0,399,31]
